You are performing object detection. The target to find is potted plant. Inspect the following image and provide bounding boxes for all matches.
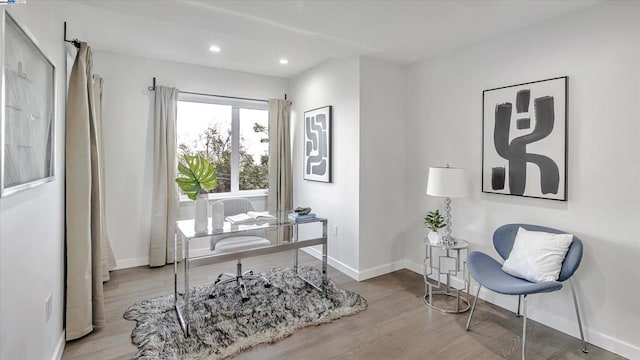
[423,210,446,244]
[175,155,217,233]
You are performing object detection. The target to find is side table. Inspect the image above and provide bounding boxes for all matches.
[423,239,470,314]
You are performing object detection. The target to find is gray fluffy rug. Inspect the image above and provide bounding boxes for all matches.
[124,266,367,359]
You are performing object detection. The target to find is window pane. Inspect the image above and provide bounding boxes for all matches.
[239,108,269,191]
[177,101,232,193]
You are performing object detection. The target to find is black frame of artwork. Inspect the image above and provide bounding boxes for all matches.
[481,76,569,201]
[303,105,332,183]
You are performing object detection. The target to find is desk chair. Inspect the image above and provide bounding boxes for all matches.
[210,198,271,300]
[465,224,588,359]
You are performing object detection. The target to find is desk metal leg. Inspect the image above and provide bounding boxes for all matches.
[293,223,299,273]
[455,249,460,312]
[174,234,189,336]
[174,232,178,309]
[322,220,328,294]
[184,238,190,336]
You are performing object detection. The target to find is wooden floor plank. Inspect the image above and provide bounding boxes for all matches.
[63,252,623,360]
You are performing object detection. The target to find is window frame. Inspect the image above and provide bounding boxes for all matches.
[177,92,269,200]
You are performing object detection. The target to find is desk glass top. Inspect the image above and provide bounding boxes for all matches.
[176,211,326,239]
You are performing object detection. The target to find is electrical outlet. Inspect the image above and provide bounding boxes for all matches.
[332,225,338,236]
[45,294,52,323]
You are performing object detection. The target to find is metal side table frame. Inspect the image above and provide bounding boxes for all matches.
[423,239,470,314]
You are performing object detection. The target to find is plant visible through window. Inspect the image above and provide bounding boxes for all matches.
[177,99,269,194]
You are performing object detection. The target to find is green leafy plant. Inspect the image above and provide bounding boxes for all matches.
[175,155,217,200]
[423,210,446,232]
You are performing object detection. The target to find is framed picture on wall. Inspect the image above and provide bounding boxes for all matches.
[0,10,56,197]
[482,76,567,201]
[303,105,332,183]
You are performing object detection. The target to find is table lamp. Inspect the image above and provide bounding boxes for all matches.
[426,165,467,245]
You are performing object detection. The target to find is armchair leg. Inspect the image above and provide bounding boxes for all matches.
[522,295,528,360]
[516,295,522,317]
[570,278,589,353]
[466,284,481,331]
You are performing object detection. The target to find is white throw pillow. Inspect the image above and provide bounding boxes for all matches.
[502,227,574,283]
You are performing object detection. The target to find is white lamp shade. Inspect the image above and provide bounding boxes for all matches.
[426,167,467,198]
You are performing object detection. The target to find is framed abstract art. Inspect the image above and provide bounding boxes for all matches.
[482,77,567,201]
[304,106,331,183]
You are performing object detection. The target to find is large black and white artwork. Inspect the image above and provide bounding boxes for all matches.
[482,77,567,201]
[304,106,331,183]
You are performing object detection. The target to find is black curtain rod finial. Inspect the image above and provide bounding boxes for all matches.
[63,21,81,49]
[66,39,81,49]
[148,77,156,91]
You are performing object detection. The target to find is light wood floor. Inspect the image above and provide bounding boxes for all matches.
[63,252,623,360]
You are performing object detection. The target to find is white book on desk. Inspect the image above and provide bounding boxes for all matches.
[226,211,275,224]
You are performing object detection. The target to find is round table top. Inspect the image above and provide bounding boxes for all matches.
[424,238,468,250]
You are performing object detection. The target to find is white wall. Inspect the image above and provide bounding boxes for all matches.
[0,3,67,360]
[290,58,361,277]
[404,2,640,358]
[290,57,407,280]
[358,57,406,276]
[92,50,288,269]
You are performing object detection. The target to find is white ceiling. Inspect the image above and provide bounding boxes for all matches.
[63,0,602,78]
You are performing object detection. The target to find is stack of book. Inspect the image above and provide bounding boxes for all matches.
[288,212,316,222]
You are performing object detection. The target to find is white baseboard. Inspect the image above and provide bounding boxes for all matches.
[587,330,639,359]
[190,247,214,258]
[114,256,148,270]
[404,259,423,274]
[51,330,65,360]
[358,260,408,280]
[405,260,639,359]
[301,247,360,280]
[302,248,408,281]
[114,246,213,270]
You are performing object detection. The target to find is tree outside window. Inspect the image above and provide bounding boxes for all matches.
[176,97,268,195]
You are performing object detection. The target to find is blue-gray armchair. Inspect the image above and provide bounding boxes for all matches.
[465,224,588,359]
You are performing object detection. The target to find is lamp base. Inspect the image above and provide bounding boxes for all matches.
[443,197,455,246]
[442,236,456,246]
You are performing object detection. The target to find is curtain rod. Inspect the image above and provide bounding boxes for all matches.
[148,77,287,104]
[63,22,81,49]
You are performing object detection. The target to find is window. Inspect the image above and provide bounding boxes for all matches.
[176,93,269,195]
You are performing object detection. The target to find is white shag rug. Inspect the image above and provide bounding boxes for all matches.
[124,266,367,359]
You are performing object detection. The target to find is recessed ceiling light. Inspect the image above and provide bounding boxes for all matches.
[279,58,289,65]
[209,45,221,53]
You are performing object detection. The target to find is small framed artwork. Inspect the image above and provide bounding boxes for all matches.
[1,10,56,197]
[304,105,332,183]
[482,76,567,201]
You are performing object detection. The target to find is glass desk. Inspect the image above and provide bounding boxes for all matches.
[423,239,470,314]
[174,212,328,336]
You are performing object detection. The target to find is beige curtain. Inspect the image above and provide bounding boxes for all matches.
[65,43,115,340]
[149,86,181,267]
[93,75,117,281]
[267,99,293,241]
